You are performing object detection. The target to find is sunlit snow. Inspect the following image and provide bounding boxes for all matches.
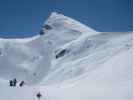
[0,12,132,100]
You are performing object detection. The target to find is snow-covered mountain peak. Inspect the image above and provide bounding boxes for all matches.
[43,12,98,34]
[40,12,98,48]
[0,12,133,100]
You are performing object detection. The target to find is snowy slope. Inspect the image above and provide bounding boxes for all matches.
[42,31,133,85]
[0,12,133,100]
[0,36,53,84]
[0,12,98,85]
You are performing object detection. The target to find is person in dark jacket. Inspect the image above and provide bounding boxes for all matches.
[36,92,42,100]
[12,78,17,86]
[19,81,25,87]
[9,80,13,87]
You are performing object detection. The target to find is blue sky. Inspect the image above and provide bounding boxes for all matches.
[0,0,133,38]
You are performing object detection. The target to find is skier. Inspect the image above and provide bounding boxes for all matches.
[12,78,17,86]
[9,80,13,87]
[36,92,42,100]
[19,81,25,87]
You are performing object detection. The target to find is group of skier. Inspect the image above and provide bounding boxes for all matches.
[9,78,25,87]
[9,78,43,100]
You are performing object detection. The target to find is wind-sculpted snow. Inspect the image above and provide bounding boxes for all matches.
[42,32,133,85]
[0,12,133,100]
[0,12,98,85]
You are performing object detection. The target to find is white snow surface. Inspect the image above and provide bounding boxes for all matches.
[0,12,133,100]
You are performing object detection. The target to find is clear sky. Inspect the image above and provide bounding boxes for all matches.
[0,0,133,38]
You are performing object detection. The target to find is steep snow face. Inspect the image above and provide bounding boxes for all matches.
[41,12,98,48]
[42,32,133,85]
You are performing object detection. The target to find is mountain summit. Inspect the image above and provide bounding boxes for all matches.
[40,12,98,48]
